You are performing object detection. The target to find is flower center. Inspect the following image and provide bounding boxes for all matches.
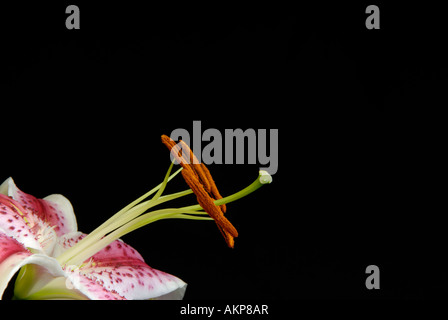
[16,207,57,256]
[34,221,57,255]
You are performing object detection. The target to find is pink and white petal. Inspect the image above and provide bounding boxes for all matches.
[54,233,186,300]
[0,232,64,299]
[79,261,186,300]
[64,271,126,300]
[42,194,77,235]
[52,231,85,258]
[0,178,77,236]
[54,232,124,299]
[76,239,186,300]
[0,194,42,251]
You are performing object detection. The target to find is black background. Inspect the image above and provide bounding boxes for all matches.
[1,1,446,301]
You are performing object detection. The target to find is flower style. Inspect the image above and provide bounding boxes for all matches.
[0,135,272,300]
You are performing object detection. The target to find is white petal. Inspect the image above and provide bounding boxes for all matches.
[152,283,187,300]
[0,178,9,195]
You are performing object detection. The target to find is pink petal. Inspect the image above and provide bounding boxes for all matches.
[0,178,77,236]
[0,194,42,251]
[0,232,64,299]
[58,233,186,300]
[64,271,126,300]
[0,231,29,264]
[53,231,85,257]
[85,240,186,300]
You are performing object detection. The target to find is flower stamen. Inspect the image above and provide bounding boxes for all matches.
[161,135,237,248]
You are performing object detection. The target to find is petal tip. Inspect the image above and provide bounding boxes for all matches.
[0,177,14,196]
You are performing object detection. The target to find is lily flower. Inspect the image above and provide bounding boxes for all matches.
[0,135,272,300]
